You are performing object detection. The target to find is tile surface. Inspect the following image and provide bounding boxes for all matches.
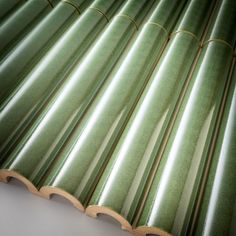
[0,0,235,235]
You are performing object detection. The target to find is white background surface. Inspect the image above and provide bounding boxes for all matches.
[0,179,131,236]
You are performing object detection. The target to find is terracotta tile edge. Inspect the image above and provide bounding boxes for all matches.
[85,205,132,232]
[40,186,84,211]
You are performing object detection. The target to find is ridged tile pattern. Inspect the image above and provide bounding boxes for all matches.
[0,0,236,235]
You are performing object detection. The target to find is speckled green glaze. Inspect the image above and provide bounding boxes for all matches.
[173,0,215,40]
[204,0,236,45]
[137,41,233,235]
[41,0,186,207]
[0,0,55,60]
[0,0,88,104]
[0,0,25,23]
[194,64,236,236]
[88,0,215,224]
[0,1,235,235]
[89,32,198,222]
[0,0,154,186]
[0,0,124,163]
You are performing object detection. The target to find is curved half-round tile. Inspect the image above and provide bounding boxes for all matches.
[0,0,56,61]
[39,0,182,212]
[0,0,153,198]
[86,205,132,232]
[192,60,236,236]
[87,0,213,229]
[136,35,234,236]
[133,226,171,236]
[0,0,25,23]
[0,0,124,162]
[40,186,84,211]
[0,0,91,105]
[0,169,39,195]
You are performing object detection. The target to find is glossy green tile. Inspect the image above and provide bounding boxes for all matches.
[0,0,55,61]
[0,0,154,188]
[0,0,90,105]
[137,42,234,236]
[88,0,215,226]
[204,0,236,45]
[173,0,215,40]
[42,0,186,209]
[0,0,124,163]
[0,0,235,235]
[0,0,25,23]
[193,62,236,236]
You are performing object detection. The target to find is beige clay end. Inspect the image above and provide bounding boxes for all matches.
[134,226,172,236]
[40,186,84,211]
[0,169,41,196]
[86,205,133,232]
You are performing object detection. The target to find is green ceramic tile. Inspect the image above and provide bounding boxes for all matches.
[0,0,25,23]
[137,40,234,236]
[0,0,154,188]
[42,0,186,209]
[88,0,215,225]
[204,0,236,45]
[194,63,236,236]
[0,0,235,235]
[0,0,90,105]
[173,0,215,40]
[0,0,124,163]
[0,0,53,60]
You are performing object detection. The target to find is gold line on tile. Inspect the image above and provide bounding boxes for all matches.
[62,0,81,14]
[89,7,109,22]
[203,38,233,50]
[118,14,139,30]
[171,30,199,44]
[147,22,168,35]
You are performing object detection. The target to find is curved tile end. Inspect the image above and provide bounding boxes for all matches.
[0,169,39,195]
[85,205,132,232]
[134,226,171,236]
[40,186,84,211]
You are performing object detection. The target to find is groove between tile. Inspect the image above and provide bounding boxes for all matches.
[46,0,54,8]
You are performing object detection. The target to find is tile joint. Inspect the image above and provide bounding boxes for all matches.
[202,38,233,50]
[170,30,200,45]
[62,0,81,14]
[89,7,109,22]
[46,0,54,8]
[147,22,168,35]
[118,14,139,30]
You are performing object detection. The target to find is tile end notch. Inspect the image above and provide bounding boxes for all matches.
[86,205,132,232]
[40,186,84,211]
[134,226,172,236]
[0,169,40,196]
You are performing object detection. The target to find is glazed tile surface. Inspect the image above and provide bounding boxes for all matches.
[0,0,235,235]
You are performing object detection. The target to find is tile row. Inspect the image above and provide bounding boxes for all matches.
[0,0,236,235]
